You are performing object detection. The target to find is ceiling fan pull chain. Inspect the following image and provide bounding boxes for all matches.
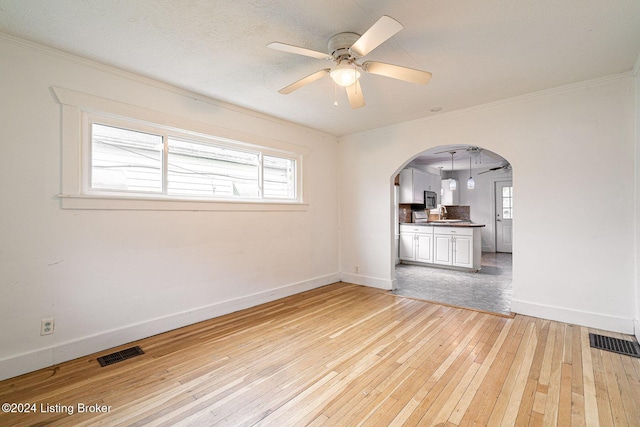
[334,82,338,106]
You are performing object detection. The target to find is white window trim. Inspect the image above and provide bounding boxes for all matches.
[53,87,309,211]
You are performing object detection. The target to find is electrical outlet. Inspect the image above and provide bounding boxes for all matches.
[355,266,359,273]
[41,318,55,336]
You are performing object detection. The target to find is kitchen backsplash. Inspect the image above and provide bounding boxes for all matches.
[442,205,470,220]
[398,204,413,223]
[400,204,471,222]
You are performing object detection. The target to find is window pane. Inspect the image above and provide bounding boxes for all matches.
[263,155,296,199]
[502,187,511,197]
[502,197,511,208]
[503,208,512,219]
[91,123,163,192]
[167,138,259,198]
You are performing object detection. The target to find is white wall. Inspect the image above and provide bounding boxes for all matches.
[0,36,340,380]
[340,75,636,334]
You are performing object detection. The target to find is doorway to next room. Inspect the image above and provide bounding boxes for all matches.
[392,145,513,316]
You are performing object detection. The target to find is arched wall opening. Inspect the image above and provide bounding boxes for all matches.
[338,75,633,333]
[390,144,513,315]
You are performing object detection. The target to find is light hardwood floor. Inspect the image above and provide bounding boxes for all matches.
[1,283,639,426]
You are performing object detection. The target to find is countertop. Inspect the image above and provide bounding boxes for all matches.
[400,221,486,228]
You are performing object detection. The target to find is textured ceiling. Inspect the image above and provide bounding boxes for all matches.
[1,0,639,136]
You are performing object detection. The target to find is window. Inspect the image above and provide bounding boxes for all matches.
[91,124,164,193]
[263,155,296,199]
[167,138,260,198]
[54,86,307,211]
[502,186,513,219]
[86,117,298,202]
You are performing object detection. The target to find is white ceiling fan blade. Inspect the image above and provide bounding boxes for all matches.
[478,165,508,174]
[278,69,330,94]
[349,16,403,57]
[345,81,365,109]
[267,42,332,60]
[363,61,432,85]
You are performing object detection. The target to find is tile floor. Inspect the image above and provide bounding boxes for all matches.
[392,252,513,315]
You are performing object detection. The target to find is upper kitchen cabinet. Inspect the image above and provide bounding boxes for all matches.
[399,168,426,204]
[425,173,441,194]
[400,168,442,204]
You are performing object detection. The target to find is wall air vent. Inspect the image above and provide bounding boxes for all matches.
[97,346,145,367]
[589,333,640,358]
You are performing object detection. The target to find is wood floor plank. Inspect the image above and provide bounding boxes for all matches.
[500,322,539,426]
[600,350,630,427]
[513,319,550,426]
[605,351,640,426]
[592,346,615,427]
[448,317,514,425]
[457,315,527,427]
[485,319,536,426]
[0,283,638,427]
[398,315,495,426]
[581,326,600,427]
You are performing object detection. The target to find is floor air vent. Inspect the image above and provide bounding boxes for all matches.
[589,333,640,358]
[97,346,144,367]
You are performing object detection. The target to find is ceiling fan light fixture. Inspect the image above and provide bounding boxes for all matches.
[330,61,361,87]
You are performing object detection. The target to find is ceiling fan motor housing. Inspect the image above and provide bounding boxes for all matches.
[328,32,361,60]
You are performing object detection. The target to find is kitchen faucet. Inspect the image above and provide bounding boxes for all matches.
[439,205,447,220]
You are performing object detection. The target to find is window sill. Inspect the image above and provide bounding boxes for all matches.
[58,194,308,211]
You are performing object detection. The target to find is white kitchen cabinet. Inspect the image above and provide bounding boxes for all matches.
[433,227,481,270]
[433,234,453,264]
[399,225,433,263]
[400,224,482,271]
[424,172,441,193]
[399,168,427,204]
[452,235,473,268]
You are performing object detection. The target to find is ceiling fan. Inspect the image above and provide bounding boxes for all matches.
[478,164,512,175]
[433,146,482,156]
[267,16,432,109]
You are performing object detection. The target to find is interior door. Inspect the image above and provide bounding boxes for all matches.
[495,181,513,253]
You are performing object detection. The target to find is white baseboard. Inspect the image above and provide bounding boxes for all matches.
[340,272,393,290]
[635,319,640,343]
[0,273,339,381]
[511,299,635,335]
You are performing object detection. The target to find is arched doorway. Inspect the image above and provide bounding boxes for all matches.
[392,145,513,315]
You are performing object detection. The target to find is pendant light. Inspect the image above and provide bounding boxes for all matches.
[467,157,475,189]
[449,152,457,191]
